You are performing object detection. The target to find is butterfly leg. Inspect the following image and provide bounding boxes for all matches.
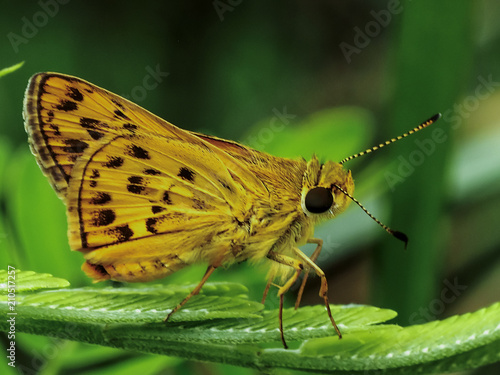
[293,247,342,339]
[295,238,323,309]
[164,265,216,322]
[266,250,306,349]
[261,269,277,304]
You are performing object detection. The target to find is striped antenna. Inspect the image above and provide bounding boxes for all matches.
[333,184,408,248]
[340,113,441,165]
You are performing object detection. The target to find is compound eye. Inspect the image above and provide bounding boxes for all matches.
[305,187,333,214]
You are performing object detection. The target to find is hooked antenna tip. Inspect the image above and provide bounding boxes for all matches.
[429,113,442,122]
[390,230,409,249]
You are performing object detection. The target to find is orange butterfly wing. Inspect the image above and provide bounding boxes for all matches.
[23,73,277,282]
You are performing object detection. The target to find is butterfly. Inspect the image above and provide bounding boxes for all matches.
[23,72,440,348]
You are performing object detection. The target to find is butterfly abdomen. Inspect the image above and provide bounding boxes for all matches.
[82,256,187,283]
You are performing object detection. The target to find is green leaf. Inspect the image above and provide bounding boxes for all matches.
[104,304,396,345]
[0,269,70,295]
[0,271,498,373]
[301,302,500,367]
[15,282,263,324]
[0,62,24,79]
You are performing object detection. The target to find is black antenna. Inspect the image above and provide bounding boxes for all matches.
[340,113,441,165]
[333,184,408,248]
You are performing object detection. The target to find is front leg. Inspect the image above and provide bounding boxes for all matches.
[266,250,305,349]
[295,238,323,309]
[293,247,342,339]
[266,248,342,349]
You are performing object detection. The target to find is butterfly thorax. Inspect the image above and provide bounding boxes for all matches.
[235,155,354,262]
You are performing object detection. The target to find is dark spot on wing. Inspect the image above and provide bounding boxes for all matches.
[66,87,83,102]
[90,192,111,205]
[80,117,100,129]
[127,175,146,194]
[49,124,60,135]
[127,144,150,159]
[108,224,134,242]
[89,170,99,187]
[122,123,138,132]
[80,83,94,94]
[47,110,54,123]
[111,99,125,110]
[144,168,161,175]
[55,99,78,112]
[80,118,109,138]
[104,156,124,168]
[152,205,165,214]
[114,109,130,120]
[87,130,104,140]
[146,217,158,234]
[178,167,195,182]
[93,209,116,226]
[63,139,88,153]
[162,191,172,205]
[127,184,145,194]
[128,176,144,185]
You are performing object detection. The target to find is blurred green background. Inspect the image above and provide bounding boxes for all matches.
[1,1,499,374]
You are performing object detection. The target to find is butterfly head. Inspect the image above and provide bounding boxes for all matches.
[301,157,354,221]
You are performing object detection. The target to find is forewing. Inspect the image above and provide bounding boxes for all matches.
[23,72,278,282]
[23,72,213,201]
